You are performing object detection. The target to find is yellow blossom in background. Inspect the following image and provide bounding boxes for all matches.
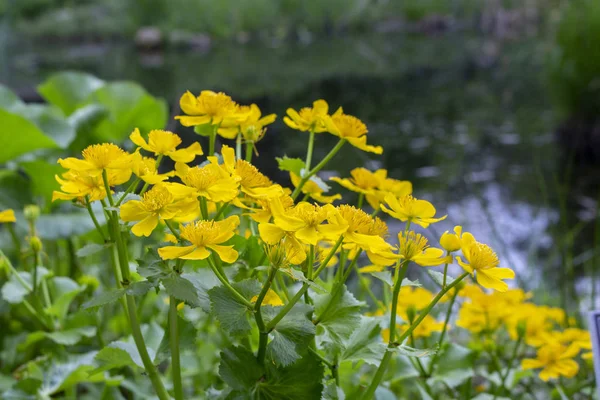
[0,209,16,223]
[398,312,445,339]
[174,162,239,203]
[251,289,284,306]
[290,173,341,204]
[397,231,449,266]
[283,99,330,133]
[365,173,412,210]
[130,128,203,162]
[440,226,463,252]
[456,233,514,292]
[158,215,240,263]
[58,143,133,178]
[326,107,382,154]
[218,104,277,141]
[396,286,438,311]
[53,169,129,202]
[120,184,198,237]
[131,153,174,184]
[522,343,580,381]
[330,168,384,196]
[175,90,245,127]
[381,194,446,228]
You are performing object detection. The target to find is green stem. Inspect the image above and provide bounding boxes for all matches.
[7,224,21,255]
[291,139,345,200]
[207,257,253,309]
[427,287,459,375]
[116,178,141,206]
[357,193,364,209]
[245,142,253,162]
[362,271,469,400]
[169,296,183,400]
[214,202,229,220]
[442,255,450,288]
[305,130,315,170]
[164,219,181,241]
[254,266,277,365]
[209,129,216,156]
[199,197,209,220]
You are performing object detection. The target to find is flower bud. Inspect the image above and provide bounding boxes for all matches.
[78,274,100,291]
[23,205,40,222]
[29,236,43,253]
[440,231,460,252]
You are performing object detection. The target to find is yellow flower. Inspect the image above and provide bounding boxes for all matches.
[52,169,129,202]
[0,209,16,223]
[365,173,412,210]
[456,233,514,292]
[397,231,449,266]
[58,143,133,178]
[131,153,175,184]
[283,100,330,133]
[120,184,198,237]
[397,286,438,311]
[251,289,284,306]
[506,304,553,346]
[218,104,277,141]
[522,343,580,381]
[440,226,463,252]
[330,168,385,196]
[175,90,245,127]
[398,312,444,339]
[174,162,239,202]
[130,128,203,163]
[258,224,307,265]
[158,215,240,263]
[290,172,341,204]
[381,194,446,228]
[325,108,382,154]
[250,194,294,224]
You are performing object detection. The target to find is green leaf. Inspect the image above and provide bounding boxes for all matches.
[162,274,202,308]
[262,303,316,367]
[126,280,156,296]
[428,343,474,388]
[37,351,101,395]
[136,250,170,281]
[87,82,167,141]
[259,350,325,400]
[340,317,386,366]
[67,103,107,131]
[76,243,112,258]
[393,345,437,358]
[93,344,137,375]
[0,109,58,163]
[244,235,267,269]
[155,315,197,363]
[46,277,85,320]
[13,104,76,148]
[36,209,106,239]
[427,270,455,287]
[38,71,105,115]
[219,345,265,391]
[314,285,364,343]
[0,84,24,110]
[208,279,260,336]
[20,327,97,349]
[0,169,32,209]
[19,160,65,206]
[370,271,393,287]
[276,156,306,176]
[82,288,126,311]
[194,123,216,137]
[1,276,29,304]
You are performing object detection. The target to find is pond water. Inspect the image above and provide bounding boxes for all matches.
[3,32,597,308]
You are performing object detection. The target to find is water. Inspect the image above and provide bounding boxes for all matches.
[3,32,597,306]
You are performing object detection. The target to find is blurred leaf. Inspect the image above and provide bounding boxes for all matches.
[276,156,305,176]
[314,285,364,343]
[262,303,316,367]
[208,278,260,336]
[136,249,171,282]
[0,169,32,209]
[155,315,197,364]
[38,71,105,115]
[20,327,97,349]
[0,268,48,304]
[393,344,437,358]
[38,351,101,395]
[0,109,58,163]
[76,243,112,258]
[12,104,76,148]
[46,277,85,320]
[427,270,455,287]
[126,280,156,296]
[428,343,474,388]
[82,288,126,311]
[0,84,24,110]
[194,123,215,137]
[370,271,392,287]
[162,274,202,308]
[340,317,385,366]
[37,209,106,239]
[67,103,107,131]
[19,160,64,206]
[93,344,137,375]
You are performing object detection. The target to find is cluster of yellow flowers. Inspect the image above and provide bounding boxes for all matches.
[0,89,587,390]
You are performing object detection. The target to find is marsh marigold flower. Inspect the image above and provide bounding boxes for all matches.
[131,153,174,184]
[330,168,384,196]
[381,194,446,228]
[158,215,240,263]
[58,143,133,178]
[250,194,294,224]
[0,209,16,223]
[176,90,245,127]
[283,100,330,133]
[326,108,382,154]
[174,162,239,203]
[397,231,449,266]
[440,226,463,252]
[456,233,514,292]
[218,104,277,141]
[130,128,203,163]
[52,169,128,202]
[522,343,580,381]
[120,184,198,237]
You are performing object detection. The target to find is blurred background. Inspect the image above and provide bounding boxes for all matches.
[1,0,599,311]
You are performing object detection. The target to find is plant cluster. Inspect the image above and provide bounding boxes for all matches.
[0,89,595,399]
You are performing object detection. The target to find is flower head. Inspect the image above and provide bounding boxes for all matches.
[0,209,16,223]
[58,143,133,177]
[397,231,448,266]
[130,128,203,163]
[456,233,514,292]
[381,194,446,228]
[53,169,129,202]
[175,162,239,202]
[158,215,240,263]
[283,100,330,133]
[326,108,382,154]
[522,343,580,381]
[131,153,175,184]
[330,168,384,196]
[176,90,245,127]
[218,104,277,141]
[440,226,463,252]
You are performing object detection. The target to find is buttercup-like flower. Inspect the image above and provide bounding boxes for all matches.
[330,168,385,196]
[0,209,16,223]
[174,162,239,202]
[326,108,382,154]
[176,90,245,127]
[58,143,133,177]
[53,169,129,202]
[440,226,463,252]
[218,104,277,141]
[522,343,580,381]
[456,233,514,292]
[381,194,446,228]
[397,231,449,266]
[120,184,197,237]
[130,128,203,163]
[366,173,412,210]
[158,215,240,263]
[131,153,174,184]
[283,100,330,133]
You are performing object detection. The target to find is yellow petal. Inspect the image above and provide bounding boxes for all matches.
[158,245,196,260]
[175,115,211,127]
[130,128,150,151]
[131,215,159,237]
[180,246,211,260]
[179,91,200,115]
[0,209,16,223]
[120,200,148,222]
[295,226,320,245]
[258,223,285,244]
[168,142,203,163]
[207,244,239,263]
